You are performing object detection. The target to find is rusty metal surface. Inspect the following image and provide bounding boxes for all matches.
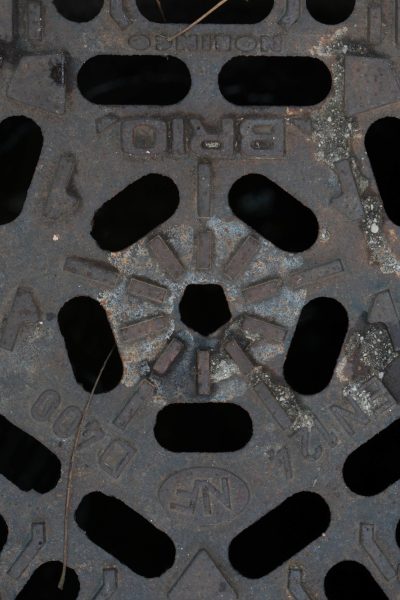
[1,0,400,598]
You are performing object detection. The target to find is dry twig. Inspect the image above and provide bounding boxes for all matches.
[155,0,167,22]
[58,347,116,590]
[167,0,230,42]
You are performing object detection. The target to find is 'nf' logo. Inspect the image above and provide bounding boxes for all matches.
[160,468,249,525]
[170,478,232,516]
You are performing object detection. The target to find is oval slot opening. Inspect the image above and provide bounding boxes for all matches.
[154,403,253,452]
[78,55,191,105]
[284,298,348,395]
[219,57,332,106]
[75,492,175,578]
[229,491,330,578]
[58,296,123,393]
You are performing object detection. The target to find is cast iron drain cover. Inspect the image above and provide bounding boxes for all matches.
[1,1,400,599]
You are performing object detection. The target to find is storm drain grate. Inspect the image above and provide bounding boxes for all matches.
[1,0,400,598]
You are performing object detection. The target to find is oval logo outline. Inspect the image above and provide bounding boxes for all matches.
[159,467,250,528]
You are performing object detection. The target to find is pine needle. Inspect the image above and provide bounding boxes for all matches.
[167,0,230,42]
[155,0,166,22]
[58,346,116,590]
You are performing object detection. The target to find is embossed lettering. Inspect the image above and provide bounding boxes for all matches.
[121,116,285,160]
[160,468,249,527]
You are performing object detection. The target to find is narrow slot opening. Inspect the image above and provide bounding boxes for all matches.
[154,403,253,452]
[306,0,356,25]
[136,0,274,24]
[343,418,400,496]
[75,492,175,577]
[229,491,330,578]
[0,116,43,225]
[58,296,123,393]
[324,561,388,600]
[219,57,332,106]
[365,117,400,226]
[78,56,191,105]
[229,174,319,253]
[91,175,179,252]
[284,298,348,395]
[0,514,7,555]
[0,415,60,493]
[53,0,103,22]
[16,562,79,599]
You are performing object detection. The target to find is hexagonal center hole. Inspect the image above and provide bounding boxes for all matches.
[179,284,231,336]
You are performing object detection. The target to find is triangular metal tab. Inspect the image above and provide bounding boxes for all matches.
[345,56,400,116]
[169,550,237,600]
